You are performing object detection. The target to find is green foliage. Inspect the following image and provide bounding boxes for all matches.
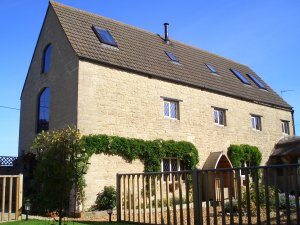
[227,144,262,168]
[278,193,297,210]
[93,186,117,210]
[225,199,238,213]
[241,182,276,213]
[31,127,88,223]
[81,135,199,172]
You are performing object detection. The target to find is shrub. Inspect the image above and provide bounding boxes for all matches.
[225,199,238,213]
[94,186,117,210]
[278,193,297,210]
[227,144,262,168]
[241,182,276,213]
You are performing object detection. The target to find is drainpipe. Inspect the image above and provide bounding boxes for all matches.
[292,109,296,135]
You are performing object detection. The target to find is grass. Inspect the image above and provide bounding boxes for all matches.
[0,220,134,225]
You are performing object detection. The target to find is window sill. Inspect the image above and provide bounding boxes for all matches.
[252,129,262,132]
[164,116,179,121]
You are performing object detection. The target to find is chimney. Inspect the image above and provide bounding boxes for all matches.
[164,23,169,44]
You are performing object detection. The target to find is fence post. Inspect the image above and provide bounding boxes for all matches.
[192,170,200,225]
[116,174,121,222]
[18,174,23,221]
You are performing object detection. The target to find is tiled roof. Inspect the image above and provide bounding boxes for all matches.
[50,1,291,110]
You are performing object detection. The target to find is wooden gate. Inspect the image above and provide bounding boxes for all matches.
[0,174,23,222]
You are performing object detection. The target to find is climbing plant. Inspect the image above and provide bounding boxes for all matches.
[81,134,199,172]
[227,144,262,168]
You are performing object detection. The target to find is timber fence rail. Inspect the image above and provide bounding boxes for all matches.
[117,164,300,225]
[0,174,23,222]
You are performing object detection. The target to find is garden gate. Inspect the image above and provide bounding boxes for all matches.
[117,164,300,225]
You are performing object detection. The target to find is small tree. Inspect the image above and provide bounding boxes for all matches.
[31,126,88,225]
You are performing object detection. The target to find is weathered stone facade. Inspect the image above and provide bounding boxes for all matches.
[78,60,293,167]
[19,7,79,155]
[84,154,144,209]
[76,60,293,209]
[19,4,294,211]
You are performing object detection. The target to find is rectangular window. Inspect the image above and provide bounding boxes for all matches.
[92,26,118,47]
[251,115,262,131]
[230,68,251,85]
[281,120,290,134]
[164,100,179,119]
[205,63,218,74]
[165,51,179,62]
[214,108,226,126]
[247,74,267,89]
[161,158,184,182]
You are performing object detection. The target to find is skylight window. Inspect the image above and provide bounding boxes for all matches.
[93,26,117,47]
[230,68,251,85]
[247,74,267,89]
[205,63,218,74]
[165,51,179,62]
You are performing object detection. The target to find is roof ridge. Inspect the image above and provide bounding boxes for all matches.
[172,39,249,67]
[50,1,161,37]
[50,1,249,68]
[48,1,291,110]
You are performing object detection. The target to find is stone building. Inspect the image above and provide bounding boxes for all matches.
[19,2,294,209]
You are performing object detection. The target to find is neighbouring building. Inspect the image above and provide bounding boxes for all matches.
[19,1,295,209]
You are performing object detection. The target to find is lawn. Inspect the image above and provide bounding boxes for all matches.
[0,220,133,225]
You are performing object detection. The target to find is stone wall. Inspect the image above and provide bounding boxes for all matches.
[84,154,144,209]
[78,60,293,168]
[19,6,79,155]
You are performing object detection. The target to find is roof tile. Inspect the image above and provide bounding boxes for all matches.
[50,1,291,109]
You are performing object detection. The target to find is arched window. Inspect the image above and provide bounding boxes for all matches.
[42,44,52,73]
[37,88,50,133]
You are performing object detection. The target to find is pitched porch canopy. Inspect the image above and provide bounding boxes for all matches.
[202,151,233,170]
[270,136,300,164]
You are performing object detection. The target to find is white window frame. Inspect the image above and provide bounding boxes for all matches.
[251,115,262,131]
[214,108,226,126]
[164,100,179,120]
[281,120,290,135]
[161,158,183,182]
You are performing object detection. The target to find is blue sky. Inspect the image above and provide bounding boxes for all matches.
[0,0,299,156]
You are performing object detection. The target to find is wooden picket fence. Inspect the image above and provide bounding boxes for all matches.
[117,164,300,225]
[0,174,23,222]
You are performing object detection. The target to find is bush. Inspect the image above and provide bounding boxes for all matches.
[225,199,238,213]
[278,193,297,210]
[94,186,116,210]
[241,182,276,213]
[227,144,262,168]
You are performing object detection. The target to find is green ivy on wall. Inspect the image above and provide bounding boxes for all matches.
[227,144,262,168]
[81,134,199,172]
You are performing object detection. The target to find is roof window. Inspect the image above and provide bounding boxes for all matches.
[247,74,267,89]
[230,68,251,85]
[205,63,218,74]
[93,26,117,47]
[165,51,179,62]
